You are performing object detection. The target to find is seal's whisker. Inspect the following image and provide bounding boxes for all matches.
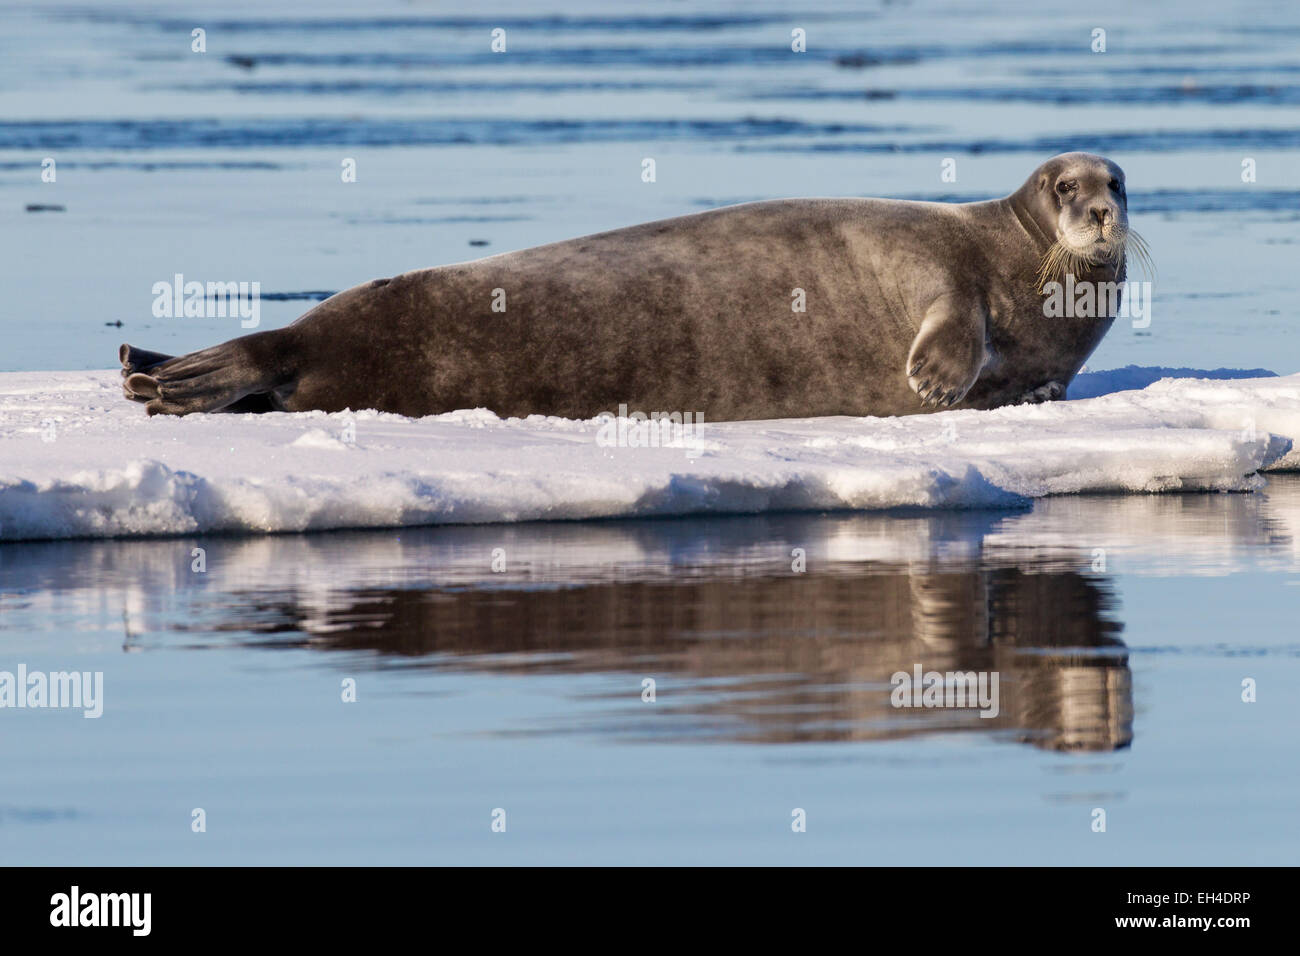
[1035,241,1067,292]
[1123,229,1157,283]
[1036,240,1098,293]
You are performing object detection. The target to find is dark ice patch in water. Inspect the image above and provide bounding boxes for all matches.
[339,216,531,225]
[413,197,532,205]
[209,48,919,69]
[0,160,283,171]
[881,190,1300,215]
[1231,24,1300,35]
[743,127,1300,155]
[167,79,710,96]
[169,39,1251,71]
[695,193,997,209]
[953,84,1300,106]
[755,84,1300,106]
[1127,190,1300,214]
[0,805,79,824]
[256,292,336,302]
[61,12,833,33]
[168,39,1249,72]
[0,117,917,151]
[882,193,993,204]
[693,191,1300,217]
[1024,63,1300,77]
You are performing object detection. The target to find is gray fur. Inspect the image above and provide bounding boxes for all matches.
[121,152,1129,420]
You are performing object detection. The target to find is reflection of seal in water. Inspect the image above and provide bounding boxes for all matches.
[121,152,1143,420]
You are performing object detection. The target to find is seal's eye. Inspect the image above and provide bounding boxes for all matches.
[1055,180,1076,195]
[1109,178,1125,195]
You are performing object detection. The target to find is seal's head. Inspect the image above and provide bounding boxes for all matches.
[1041,152,1128,258]
[1020,152,1151,290]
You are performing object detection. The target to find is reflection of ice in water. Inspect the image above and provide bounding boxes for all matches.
[6,478,1300,628]
[7,478,1300,629]
[6,477,1300,749]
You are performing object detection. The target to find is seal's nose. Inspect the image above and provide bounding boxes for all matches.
[1090,206,1112,227]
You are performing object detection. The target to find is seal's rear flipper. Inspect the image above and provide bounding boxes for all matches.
[118,338,289,416]
[120,344,175,374]
[121,344,175,404]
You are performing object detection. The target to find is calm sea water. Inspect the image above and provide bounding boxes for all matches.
[1,0,1298,373]
[3,479,1300,864]
[1,0,1299,864]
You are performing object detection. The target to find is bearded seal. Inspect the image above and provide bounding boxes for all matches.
[120,152,1144,420]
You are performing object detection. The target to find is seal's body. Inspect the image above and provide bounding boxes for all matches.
[121,153,1134,420]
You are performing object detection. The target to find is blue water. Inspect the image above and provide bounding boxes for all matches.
[1,0,1299,864]
[2,481,1300,864]
[2,0,1299,374]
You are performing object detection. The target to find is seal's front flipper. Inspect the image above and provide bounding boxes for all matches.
[119,335,291,416]
[905,296,989,408]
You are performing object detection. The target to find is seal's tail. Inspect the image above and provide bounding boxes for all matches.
[119,341,281,415]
